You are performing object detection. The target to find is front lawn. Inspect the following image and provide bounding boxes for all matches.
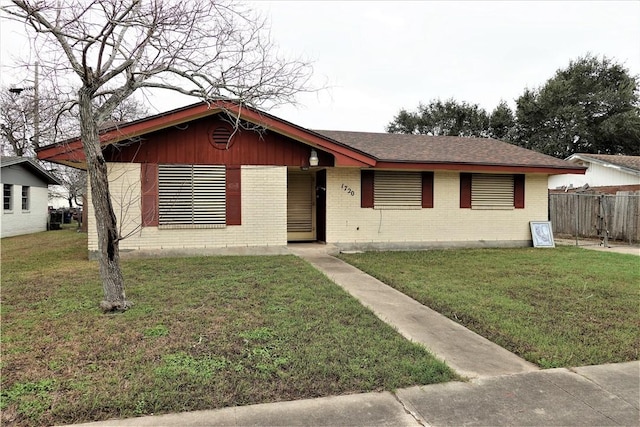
[1,228,455,427]
[339,247,639,369]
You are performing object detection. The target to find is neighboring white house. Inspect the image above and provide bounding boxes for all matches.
[1,157,61,238]
[548,154,640,190]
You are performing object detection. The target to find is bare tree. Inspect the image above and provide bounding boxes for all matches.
[2,0,313,312]
[2,83,149,221]
[55,167,86,206]
[1,61,82,155]
[0,89,33,156]
[0,83,58,156]
[103,97,150,128]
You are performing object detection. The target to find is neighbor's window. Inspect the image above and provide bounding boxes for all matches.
[3,184,12,211]
[157,164,226,227]
[21,186,30,210]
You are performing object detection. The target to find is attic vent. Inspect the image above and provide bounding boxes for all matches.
[209,126,233,149]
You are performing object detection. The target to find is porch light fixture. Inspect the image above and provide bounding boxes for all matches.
[309,149,319,167]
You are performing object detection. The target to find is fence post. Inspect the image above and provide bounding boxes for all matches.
[575,194,579,246]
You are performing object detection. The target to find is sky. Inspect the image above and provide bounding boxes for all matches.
[1,1,639,133]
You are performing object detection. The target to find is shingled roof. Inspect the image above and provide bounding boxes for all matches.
[1,156,61,185]
[314,130,579,170]
[566,153,640,174]
[35,100,584,174]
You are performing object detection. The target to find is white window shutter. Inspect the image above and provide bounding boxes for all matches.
[471,174,514,209]
[158,165,226,225]
[374,172,422,209]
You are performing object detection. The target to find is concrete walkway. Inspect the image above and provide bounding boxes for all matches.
[555,238,640,256]
[68,246,640,427]
[289,245,537,379]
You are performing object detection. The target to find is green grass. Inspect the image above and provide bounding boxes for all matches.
[338,247,640,369]
[1,228,456,427]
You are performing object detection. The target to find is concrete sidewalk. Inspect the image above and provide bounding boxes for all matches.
[71,362,639,426]
[68,246,639,427]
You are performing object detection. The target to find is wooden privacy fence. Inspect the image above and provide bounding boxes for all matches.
[549,192,640,244]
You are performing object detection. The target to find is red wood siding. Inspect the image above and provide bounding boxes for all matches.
[226,165,242,225]
[141,163,159,226]
[361,170,374,208]
[514,174,525,209]
[422,172,434,208]
[103,115,333,167]
[460,173,472,208]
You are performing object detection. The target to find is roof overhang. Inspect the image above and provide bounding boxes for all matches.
[1,157,62,185]
[565,154,640,176]
[36,101,375,169]
[373,161,586,174]
[36,100,588,175]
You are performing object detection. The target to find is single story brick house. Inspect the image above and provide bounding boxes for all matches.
[1,156,61,238]
[36,101,585,257]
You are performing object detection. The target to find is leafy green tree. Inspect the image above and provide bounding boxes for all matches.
[387,98,490,137]
[513,55,640,158]
[488,100,515,140]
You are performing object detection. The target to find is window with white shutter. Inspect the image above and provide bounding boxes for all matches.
[471,174,514,209]
[158,165,226,228]
[374,171,422,209]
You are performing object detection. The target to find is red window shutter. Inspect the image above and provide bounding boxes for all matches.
[226,165,242,225]
[141,163,159,226]
[460,173,472,209]
[514,174,525,209]
[422,172,434,208]
[361,170,374,208]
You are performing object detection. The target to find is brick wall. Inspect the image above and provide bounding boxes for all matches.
[88,164,287,252]
[325,169,548,247]
[88,164,550,253]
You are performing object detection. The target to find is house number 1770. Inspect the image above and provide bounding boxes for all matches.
[341,184,355,196]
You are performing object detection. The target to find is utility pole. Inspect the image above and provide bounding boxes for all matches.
[33,62,40,149]
[7,62,40,150]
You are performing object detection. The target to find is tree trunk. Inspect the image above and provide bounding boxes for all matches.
[78,90,130,312]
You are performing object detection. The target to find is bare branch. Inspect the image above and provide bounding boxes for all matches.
[1,0,315,312]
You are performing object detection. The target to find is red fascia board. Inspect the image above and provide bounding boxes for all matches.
[331,156,373,167]
[373,161,587,174]
[217,102,375,167]
[96,104,216,144]
[39,103,218,160]
[37,101,376,167]
[37,143,85,163]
